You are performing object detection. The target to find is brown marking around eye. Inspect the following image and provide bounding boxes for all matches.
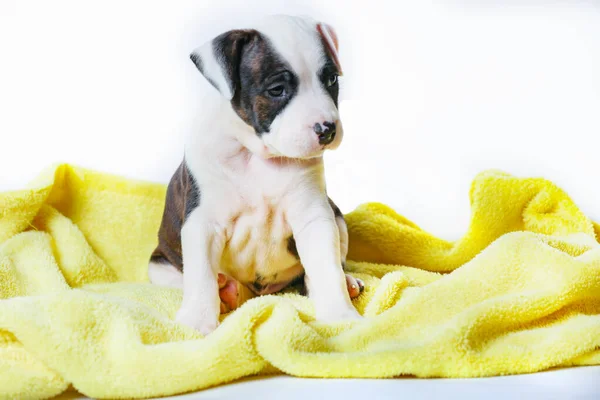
[253,94,272,126]
[231,32,298,134]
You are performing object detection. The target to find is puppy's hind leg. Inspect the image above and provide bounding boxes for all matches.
[148,258,183,288]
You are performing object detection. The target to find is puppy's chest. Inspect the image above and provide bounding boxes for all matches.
[216,164,302,289]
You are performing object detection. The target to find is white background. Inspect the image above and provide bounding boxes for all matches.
[1,0,599,239]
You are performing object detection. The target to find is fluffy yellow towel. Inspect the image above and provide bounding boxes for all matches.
[1,164,599,399]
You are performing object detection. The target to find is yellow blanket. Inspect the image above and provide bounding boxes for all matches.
[1,164,599,399]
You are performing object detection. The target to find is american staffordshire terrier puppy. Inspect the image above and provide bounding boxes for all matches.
[149,15,363,335]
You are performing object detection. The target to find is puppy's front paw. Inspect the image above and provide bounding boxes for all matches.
[345,274,365,299]
[176,307,219,336]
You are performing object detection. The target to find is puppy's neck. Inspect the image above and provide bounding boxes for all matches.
[220,136,324,175]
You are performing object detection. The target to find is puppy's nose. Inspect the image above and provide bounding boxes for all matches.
[313,121,336,145]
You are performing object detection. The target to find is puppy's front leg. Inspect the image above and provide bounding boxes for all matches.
[176,208,222,335]
[289,198,361,322]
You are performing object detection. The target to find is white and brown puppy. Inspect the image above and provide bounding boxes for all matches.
[149,15,363,335]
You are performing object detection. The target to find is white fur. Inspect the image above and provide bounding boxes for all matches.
[150,15,359,335]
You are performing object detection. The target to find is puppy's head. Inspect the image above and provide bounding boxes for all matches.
[190,15,343,159]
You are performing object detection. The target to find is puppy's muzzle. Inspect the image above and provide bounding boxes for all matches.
[314,121,336,145]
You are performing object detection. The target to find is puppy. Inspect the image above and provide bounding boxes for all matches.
[149,15,363,335]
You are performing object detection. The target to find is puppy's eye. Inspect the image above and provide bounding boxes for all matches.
[267,85,286,97]
[326,73,338,87]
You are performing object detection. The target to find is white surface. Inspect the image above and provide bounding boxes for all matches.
[55,367,600,400]
[2,1,600,399]
[160,368,600,400]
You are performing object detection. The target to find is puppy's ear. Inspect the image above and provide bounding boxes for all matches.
[190,30,256,100]
[317,23,342,75]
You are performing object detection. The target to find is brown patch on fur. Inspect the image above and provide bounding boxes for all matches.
[249,40,267,82]
[150,161,200,271]
[231,34,269,127]
[214,29,259,94]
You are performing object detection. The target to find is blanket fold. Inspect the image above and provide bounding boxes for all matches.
[0,164,599,399]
